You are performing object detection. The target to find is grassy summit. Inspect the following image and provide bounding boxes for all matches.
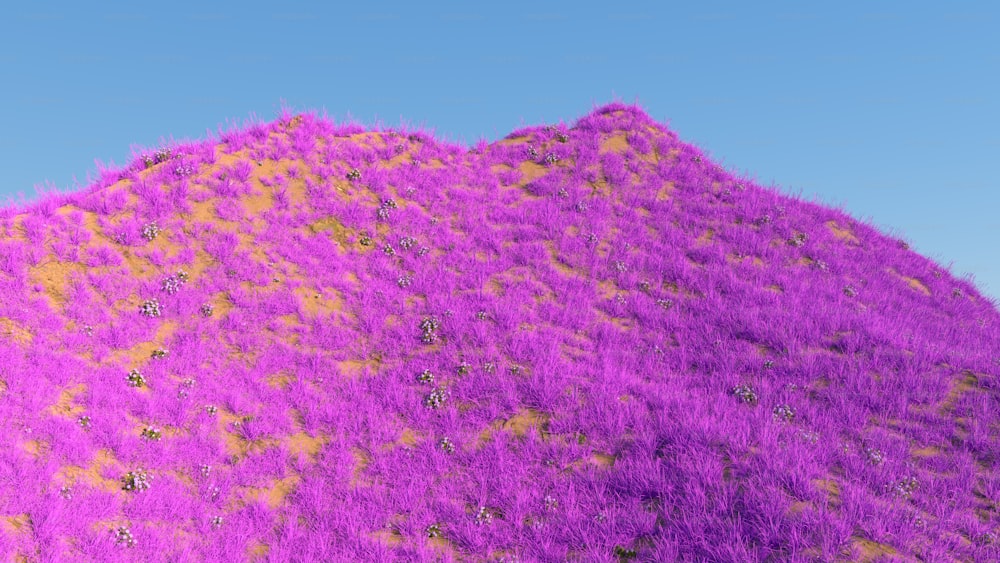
[0,102,997,561]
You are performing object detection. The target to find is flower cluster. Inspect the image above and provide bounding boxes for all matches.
[210,516,223,529]
[812,259,829,271]
[788,233,807,247]
[399,236,416,250]
[763,360,774,369]
[151,348,169,359]
[141,222,161,241]
[843,286,858,298]
[152,148,173,164]
[525,145,539,159]
[426,523,442,538]
[799,430,820,444]
[424,387,449,409]
[614,545,638,560]
[383,244,396,256]
[544,494,558,511]
[543,152,559,165]
[417,246,430,257]
[141,151,167,168]
[772,404,795,422]
[161,270,189,295]
[174,163,195,177]
[892,475,919,498]
[732,383,758,405]
[112,526,136,548]
[200,464,211,477]
[141,426,162,441]
[439,437,455,454]
[359,234,373,246]
[863,445,884,465]
[121,469,152,492]
[127,369,146,388]
[417,369,434,385]
[474,506,494,525]
[555,132,569,143]
[60,485,72,500]
[200,303,214,317]
[346,168,362,181]
[612,260,627,273]
[397,275,413,288]
[475,310,488,321]
[456,361,471,376]
[205,405,218,415]
[419,316,441,344]
[77,415,91,429]
[139,299,161,318]
[483,362,496,374]
[656,299,674,310]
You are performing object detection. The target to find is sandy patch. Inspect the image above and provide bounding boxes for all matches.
[0,317,33,344]
[826,220,860,244]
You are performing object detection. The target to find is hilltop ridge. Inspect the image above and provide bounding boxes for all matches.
[0,102,998,561]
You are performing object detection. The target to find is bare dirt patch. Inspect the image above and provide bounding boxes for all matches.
[45,382,87,419]
[600,133,629,153]
[849,536,899,562]
[655,181,675,201]
[55,449,125,494]
[812,477,841,508]
[518,161,549,185]
[826,220,860,244]
[478,408,552,446]
[0,317,32,344]
[886,267,931,296]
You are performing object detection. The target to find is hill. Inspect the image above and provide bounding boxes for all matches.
[0,102,998,561]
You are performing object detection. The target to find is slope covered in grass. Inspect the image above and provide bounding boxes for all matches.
[0,102,998,562]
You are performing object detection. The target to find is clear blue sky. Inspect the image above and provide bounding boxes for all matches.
[1,1,997,304]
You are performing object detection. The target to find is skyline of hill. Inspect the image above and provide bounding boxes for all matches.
[0,101,998,561]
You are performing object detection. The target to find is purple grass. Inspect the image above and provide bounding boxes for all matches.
[0,102,996,561]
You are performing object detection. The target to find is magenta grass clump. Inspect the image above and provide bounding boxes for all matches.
[0,101,997,561]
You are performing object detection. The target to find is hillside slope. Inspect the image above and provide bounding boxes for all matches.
[0,102,998,562]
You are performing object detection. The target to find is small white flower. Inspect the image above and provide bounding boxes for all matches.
[141,222,160,241]
[474,506,493,525]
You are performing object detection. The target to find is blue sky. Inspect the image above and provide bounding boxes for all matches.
[1,1,997,304]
